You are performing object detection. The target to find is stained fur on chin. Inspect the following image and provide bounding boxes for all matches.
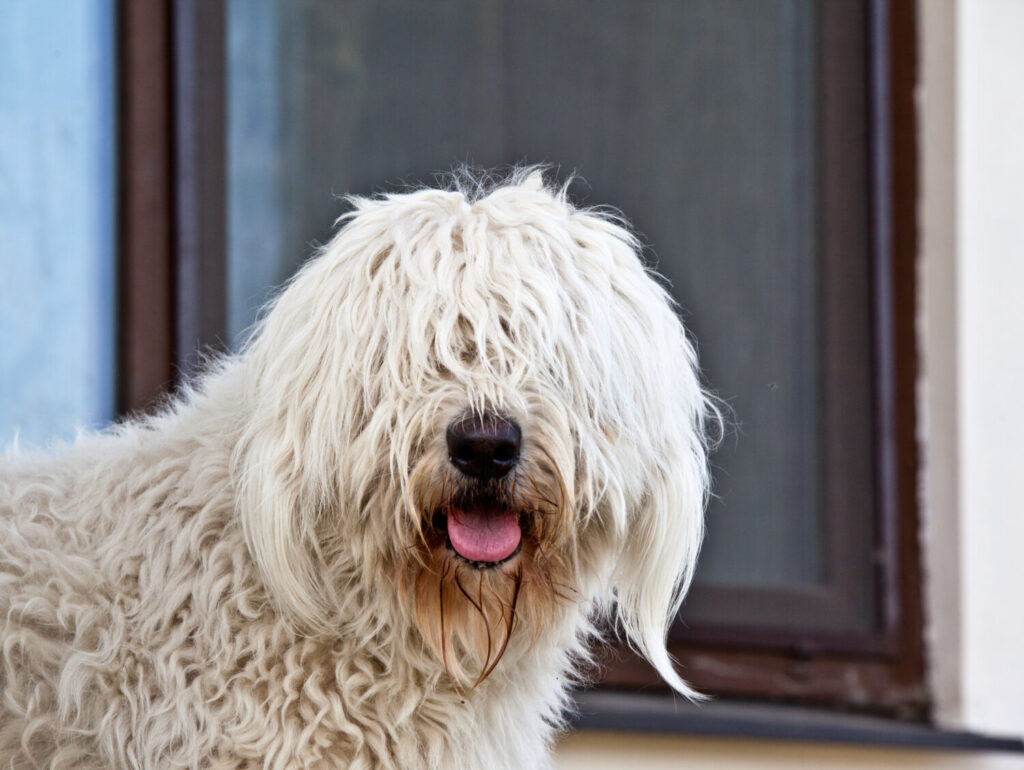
[0,167,716,769]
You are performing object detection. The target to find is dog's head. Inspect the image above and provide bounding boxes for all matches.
[234,169,714,696]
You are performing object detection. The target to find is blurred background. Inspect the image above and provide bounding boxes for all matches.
[2,1,1022,766]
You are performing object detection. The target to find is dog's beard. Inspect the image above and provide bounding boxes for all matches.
[400,453,578,691]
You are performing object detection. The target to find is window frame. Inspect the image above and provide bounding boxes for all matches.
[598,0,925,717]
[116,0,925,717]
[677,0,881,647]
[116,0,177,415]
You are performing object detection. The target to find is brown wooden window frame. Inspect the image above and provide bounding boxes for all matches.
[598,0,926,719]
[117,0,926,720]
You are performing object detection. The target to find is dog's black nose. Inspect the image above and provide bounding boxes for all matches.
[446,414,521,480]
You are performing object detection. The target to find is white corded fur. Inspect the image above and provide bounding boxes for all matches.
[0,169,715,769]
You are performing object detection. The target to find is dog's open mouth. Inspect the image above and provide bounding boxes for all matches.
[434,505,522,567]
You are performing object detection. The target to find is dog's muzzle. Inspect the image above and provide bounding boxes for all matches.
[440,414,523,564]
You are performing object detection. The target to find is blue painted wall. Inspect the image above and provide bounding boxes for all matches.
[0,0,116,449]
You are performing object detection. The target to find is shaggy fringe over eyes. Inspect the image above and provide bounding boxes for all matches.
[234,166,717,698]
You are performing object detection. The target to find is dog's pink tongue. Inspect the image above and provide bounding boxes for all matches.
[447,508,521,563]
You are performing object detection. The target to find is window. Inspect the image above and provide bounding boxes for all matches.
[599,0,927,718]
[119,0,924,718]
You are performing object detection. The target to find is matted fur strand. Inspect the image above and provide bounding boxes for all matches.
[0,168,716,769]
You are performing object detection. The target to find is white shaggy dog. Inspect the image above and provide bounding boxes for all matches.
[0,170,714,769]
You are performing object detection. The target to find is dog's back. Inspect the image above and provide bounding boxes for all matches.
[0,380,253,767]
[0,451,108,766]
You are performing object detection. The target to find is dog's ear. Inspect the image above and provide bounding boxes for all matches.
[612,442,708,700]
[231,255,352,635]
[233,442,337,633]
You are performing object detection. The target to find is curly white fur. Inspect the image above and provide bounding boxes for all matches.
[0,169,714,769]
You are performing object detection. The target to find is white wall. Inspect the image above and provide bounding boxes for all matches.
[922,0,1024,740]
[921,0,1024,737]
[955,0,1024,737]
